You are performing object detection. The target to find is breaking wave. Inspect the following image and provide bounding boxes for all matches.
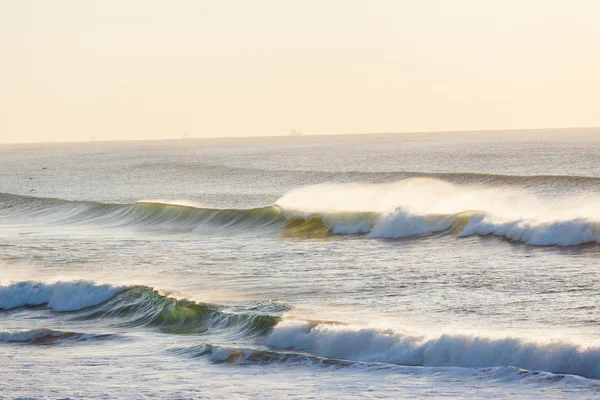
[171,340,600,390]
[0,281,285,336]
[343,209,600,246]
[76,285,284,336]
[3,280,600,381]
[266,321,600,380]
[171,323,600,382]
[170,342,600,391]
[3,175,600,245]
[0,281,129,312]
[277,179,600,246]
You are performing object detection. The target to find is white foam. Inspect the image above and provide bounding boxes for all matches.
[366,209,453,238]
[277,178,600,246]
[458,213,600,246]
[0,281,129,312]
[267,321,600,379]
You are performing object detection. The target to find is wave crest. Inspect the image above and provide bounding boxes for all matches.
[77,286,283,336]
[267,321,600,380]
[278,179,600,246]
[0,192,284,232]
[4,175,600,246]
[0,280,285,336]
[0,281,128,312]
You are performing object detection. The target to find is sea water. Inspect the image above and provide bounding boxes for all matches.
[1,130,600,398]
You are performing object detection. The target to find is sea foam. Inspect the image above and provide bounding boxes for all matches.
[278,178,600,246]
[267,321,600,379]
[0,281,129,311]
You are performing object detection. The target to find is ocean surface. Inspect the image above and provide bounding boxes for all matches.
[2,130,600,399]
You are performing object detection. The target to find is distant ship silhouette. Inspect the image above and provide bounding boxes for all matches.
[289,129,303,136]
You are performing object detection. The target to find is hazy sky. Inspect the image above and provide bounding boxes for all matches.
[1,0,599,143]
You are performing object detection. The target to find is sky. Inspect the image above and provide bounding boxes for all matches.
[1,0,599,143]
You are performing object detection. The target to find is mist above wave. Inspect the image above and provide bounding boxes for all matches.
[2,176,600,245]
[277,178,600,245]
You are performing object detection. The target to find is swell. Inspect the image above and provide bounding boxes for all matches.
[0,328,114,345]
[4,175,600,246]
[153,161,600,186]
[0,192,284,232]
[170,343,600,391]
[172,342,357,368]
[75,286,284,336]
[0,281,285,337]
[4,280,600,381]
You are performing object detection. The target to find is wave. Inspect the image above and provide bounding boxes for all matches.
[0,192,285,232]
[343,209,600,246]
[173,341,599,390]
[0,281,129,312]
[277,179,600,246]
[168,340,600,390]
[172,342,356,368]
[0,328,113,345]
[76,286,284,336]
[4,280,600,381]
[3,175,600,245]
[0,281,284,336]
[457,213,600,246]
[266,321,600,380]
[282,212,378,238]
[163,161,600,187]
[288,208,600,246]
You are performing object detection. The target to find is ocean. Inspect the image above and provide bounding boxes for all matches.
[1,130,600,399]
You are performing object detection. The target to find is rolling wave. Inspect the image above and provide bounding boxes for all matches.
[337,209,600,246]
[3,174,600,246]
[172,341,600,390]
[267,321,600,380]
[0,281,285,336]
[278,179,600,246]
[76,285,284,336]
[0,192,284,232]
[3,280,600,381]
[0,281,129,312]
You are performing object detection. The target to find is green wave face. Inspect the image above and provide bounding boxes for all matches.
[448,211,480,233]
[127,203,286,231]
[0,192,480,241]
[282,216,332,238]
[0,192,287,232]
[74,286,283,336]
[281,211,381,238]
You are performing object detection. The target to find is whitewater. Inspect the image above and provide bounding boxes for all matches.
[2,130,600,399]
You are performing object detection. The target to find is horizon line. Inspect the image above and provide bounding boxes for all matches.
[1,126,598,146]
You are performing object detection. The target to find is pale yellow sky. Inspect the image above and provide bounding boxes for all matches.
[1,0,599,143]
